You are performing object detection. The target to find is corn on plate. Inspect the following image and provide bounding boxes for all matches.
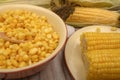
[64,25,120,80]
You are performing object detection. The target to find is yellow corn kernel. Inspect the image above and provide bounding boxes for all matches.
[40,51,46,57]
[19,61,27,68]
[17,33,25,40]
[35,42,42,47]
[6,60,12,66]
[9,45,15,49]
[0,15,5,22]
[0,60,5,66]
[0,48,5,54]
[28,60,32,65]
[16,23,23,27]
[11,59,19,67]
[17,56,23,62]
[20,42,33,51]
[45,53,51,58]
[52,32,59,39]
[0,65,6,69]
[44,28,52,34]
[96,27,101,32]
[47,34,52,39]
[19,51,26,56]
[41,16,47,21]
[23,54,29,61]
[0,55,6,60]
[3,48,11,56]
[31,55,39,62]
[29,48,38,55]
[0,42,4,47]
[7,65,15,69]
[111,27,117,31]
[4,41,10,48]
[39,57,45,60]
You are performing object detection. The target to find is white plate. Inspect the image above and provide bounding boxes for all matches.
[64,25,120,80]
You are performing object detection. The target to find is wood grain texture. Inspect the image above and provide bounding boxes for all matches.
[1,50,73,80]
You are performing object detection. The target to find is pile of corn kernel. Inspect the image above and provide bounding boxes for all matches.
[0,10,59,69]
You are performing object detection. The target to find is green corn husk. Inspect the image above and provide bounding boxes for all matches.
[67,0,120,8]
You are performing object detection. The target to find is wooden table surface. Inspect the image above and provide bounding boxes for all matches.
[0,50,74,80]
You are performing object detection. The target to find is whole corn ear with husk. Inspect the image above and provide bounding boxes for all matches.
[66,7,120,27]
[80,32,120,80]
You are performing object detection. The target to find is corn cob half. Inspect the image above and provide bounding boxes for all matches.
[80,32,120,53]
[85,49,120,80]
[80,32,120,80]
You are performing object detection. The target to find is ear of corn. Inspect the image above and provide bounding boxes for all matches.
[80,32,120,80]
[81,32,120,53]
[86,49,120,80]
[67,7,120,26]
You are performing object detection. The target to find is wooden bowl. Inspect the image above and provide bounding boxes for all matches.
[0,4,67,79]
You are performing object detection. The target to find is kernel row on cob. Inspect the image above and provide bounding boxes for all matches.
[86,49,120,80]
[80,32,120,80]
[80,32,120,53]
[66,7,120,26]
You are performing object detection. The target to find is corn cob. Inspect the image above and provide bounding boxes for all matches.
[80,32,120,80]
[80,32,120,53]
[66,7,120,26]
[85,49,120,80]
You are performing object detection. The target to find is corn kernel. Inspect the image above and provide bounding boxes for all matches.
[11,59,19,67]
[40,51,46,57]
[96,27,101,32]
[111,27,117,31]
[0,42,4,47]
[47,34,52,39]
[3,48,11,56]
[19,61,27,68]
[19,51,26,56]
[6,60,12,66]
[39,57,45,60]
[0,65,6,69]
[31,55,39,62]
[0,55,6,60]
[45,53,51,58]
[52,32,59,39]
[29,48,38,55]
[35,42,42,47]
[0,15,5,22]
[0,60,5,66]
[0,48,5,54]
[28,60,32,65]
[17,56,23,62]
[23,54,29,61]
[4,41,10,48]
[7,66,14,69]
